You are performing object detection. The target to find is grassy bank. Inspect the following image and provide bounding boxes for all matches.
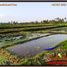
[0,49,23,65]
[57,40,67,50]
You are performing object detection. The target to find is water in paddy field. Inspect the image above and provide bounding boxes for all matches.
[7,34,67,58]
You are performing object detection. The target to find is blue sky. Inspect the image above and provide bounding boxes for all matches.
[0,2,67,22]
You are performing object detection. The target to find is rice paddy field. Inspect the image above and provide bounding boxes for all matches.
[0,20,67,65]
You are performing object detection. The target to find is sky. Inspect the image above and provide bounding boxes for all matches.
[0,2,67,22]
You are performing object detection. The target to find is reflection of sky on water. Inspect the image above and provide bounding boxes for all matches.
[8,34,67,58]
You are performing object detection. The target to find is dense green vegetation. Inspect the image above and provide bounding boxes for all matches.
[58,40,67,50]
[0,18,67,34]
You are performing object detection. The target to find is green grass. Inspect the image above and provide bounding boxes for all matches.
[59,40,67,50]
[0,55,7,65]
